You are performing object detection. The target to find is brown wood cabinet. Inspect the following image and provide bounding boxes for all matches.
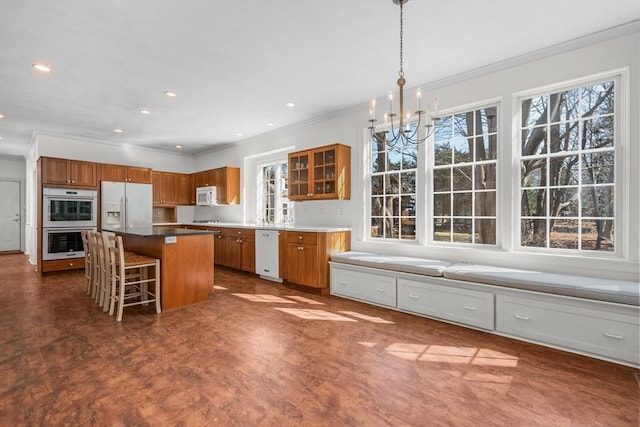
[212,228,255,273]
[153,171,181,205]
[288,143,350,201]
[215,167,241,204]
[41,157,97,188]
[100,164,152,183]
[283,230,351,290]
[41,257,85,273]
[193,170,216,188]
[177,173,194,205]
[193,167,240,205]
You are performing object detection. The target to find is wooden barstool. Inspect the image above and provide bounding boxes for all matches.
[107,234,161,322]
[81,230,93,295]
[88,231,102,301]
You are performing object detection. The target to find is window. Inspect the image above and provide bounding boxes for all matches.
[432,106,498,245]
[258,160,292,224]
[519,80,615,252]
[369,125,418,240]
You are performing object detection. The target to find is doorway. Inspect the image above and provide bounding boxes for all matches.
[0,180,21,252]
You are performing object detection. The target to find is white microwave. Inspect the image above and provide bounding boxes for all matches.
[196,186,218,206]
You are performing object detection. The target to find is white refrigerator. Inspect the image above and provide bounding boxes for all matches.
[101,181,153,231]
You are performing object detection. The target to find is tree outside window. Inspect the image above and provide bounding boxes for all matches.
[520,81,615,252]
[433,106,498,245]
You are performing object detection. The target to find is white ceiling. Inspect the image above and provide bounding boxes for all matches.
[1,0,639,157]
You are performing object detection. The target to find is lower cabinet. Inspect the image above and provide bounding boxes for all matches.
[397,279,494,330]
[213,228,255,273]
[496,294,639,365]
[331,267,396,307]
[283,230,351,290]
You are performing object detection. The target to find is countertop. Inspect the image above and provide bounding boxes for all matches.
[153,222,351,233]
[104,226,219,238]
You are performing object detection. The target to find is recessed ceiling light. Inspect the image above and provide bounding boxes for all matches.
[164,91,177,97]
[286,102,295,108]
[139,108,150,115]
[0,113,4,119]
[0,136,3,140]
[114,129,124,134]
[236,133,243,137]
[32,63,51,73]
[267,123,274,127]
[175,145,182,149]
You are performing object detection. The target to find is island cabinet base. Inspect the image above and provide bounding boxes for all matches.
[121,233,215,311]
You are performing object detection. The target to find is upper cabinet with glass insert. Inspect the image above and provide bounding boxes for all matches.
[288,143,351,201]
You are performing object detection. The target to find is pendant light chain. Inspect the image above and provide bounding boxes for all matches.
[368,0,435,148]
[399,0,404,78]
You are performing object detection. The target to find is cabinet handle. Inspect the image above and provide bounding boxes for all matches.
[298,236,303,240]
[237,239,242,243]
[409,294,419,299]
[339,280,348,285]
[376,287,385,292]
[515,314,530,321]
[298,246,304,250]
[216,235,222,239]
[67,179,71,183]
[69,263,74,266]
[463,304,477,311]
[604,332,624,340]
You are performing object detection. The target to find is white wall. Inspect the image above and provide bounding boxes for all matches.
[0,155,27,252]
[194,31,640,282]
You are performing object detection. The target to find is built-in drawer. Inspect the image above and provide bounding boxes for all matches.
[42,258,85,272]
[221,228,254,239]
[496,294,640,365]
[286,232,318,245]
[397,279,494,330]
[331,265,396,308]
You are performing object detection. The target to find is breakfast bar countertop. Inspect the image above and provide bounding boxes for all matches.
[153,222,351,233]
[105,226,220,238]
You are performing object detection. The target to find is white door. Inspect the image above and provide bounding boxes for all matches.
[0,181,20,251]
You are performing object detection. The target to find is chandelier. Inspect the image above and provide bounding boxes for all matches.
[368,0,437,148]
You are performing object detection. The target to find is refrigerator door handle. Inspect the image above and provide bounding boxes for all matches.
[123,196,127,229]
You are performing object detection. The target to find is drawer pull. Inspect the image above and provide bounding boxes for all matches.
[515,314,530,321]
[463,304,477,311]
[339,280,348,285]
[604,332,624,340]
[409,294,419,299]
[376,287,385,292]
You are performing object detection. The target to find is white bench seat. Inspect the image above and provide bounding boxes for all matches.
[330,251,452,277]
[444,264,639,306]
[331,252,639,306]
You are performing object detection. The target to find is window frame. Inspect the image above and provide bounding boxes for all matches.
[256,159,293,225]
[514,70,627,259]
[366,122,422,243]
[429,103,500,247]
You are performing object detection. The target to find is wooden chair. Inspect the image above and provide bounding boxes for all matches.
[88,231,102,301]
[81,230,93,295]
[107,234,161,322]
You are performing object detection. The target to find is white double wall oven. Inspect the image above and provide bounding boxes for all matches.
[42,187,97,261]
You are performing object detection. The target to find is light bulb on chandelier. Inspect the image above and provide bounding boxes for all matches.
[368,0,439,148]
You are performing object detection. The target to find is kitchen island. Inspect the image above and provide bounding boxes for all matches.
[107,227,217,311]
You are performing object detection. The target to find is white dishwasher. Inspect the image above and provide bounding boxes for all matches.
[255,230,282,283]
